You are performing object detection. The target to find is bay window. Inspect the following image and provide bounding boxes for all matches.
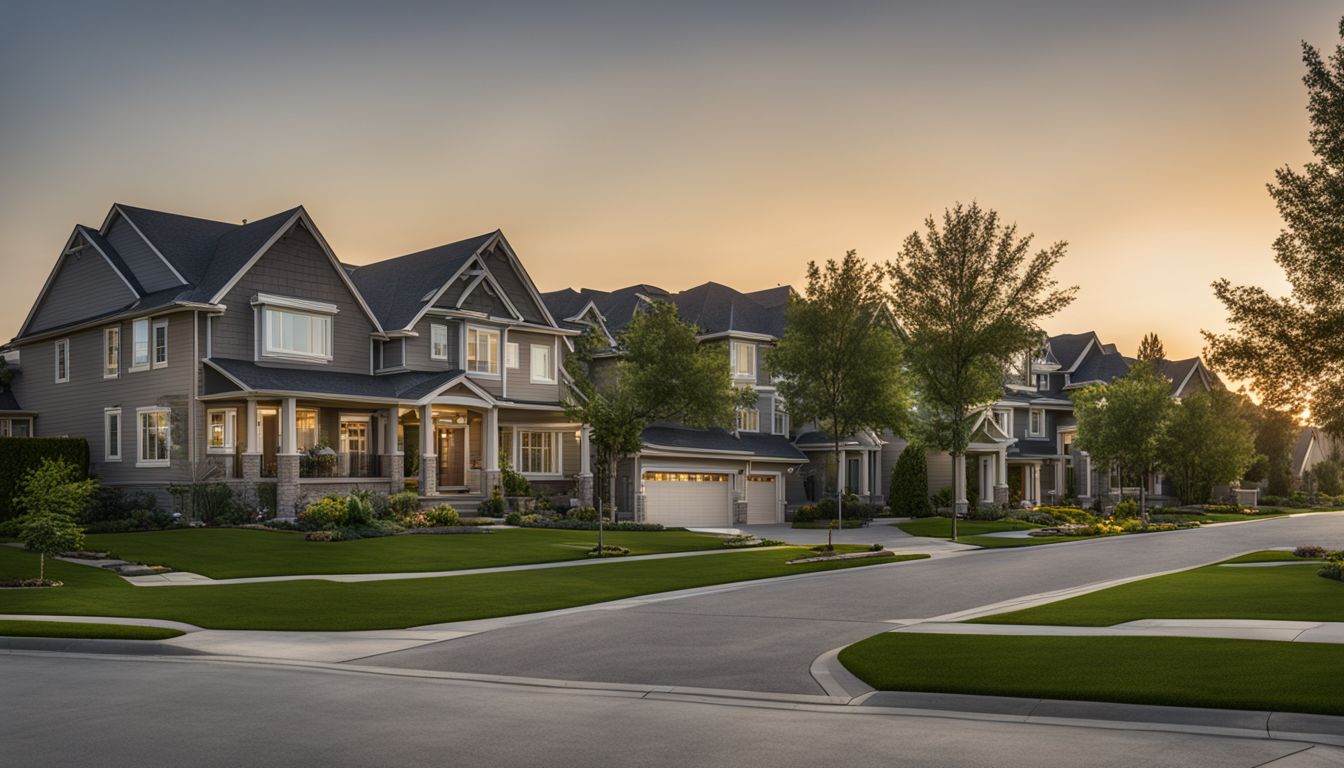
[467,326,500,375]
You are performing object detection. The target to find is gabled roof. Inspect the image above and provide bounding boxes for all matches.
[348,232,498,331]
[670,281,789,338]
[110,204,237,284]
[1045,332,1099,372]
[75,226,145,296]
[641,424,807,461]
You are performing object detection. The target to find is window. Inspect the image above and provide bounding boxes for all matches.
[0,418,31,437]
[518,431,559,474]
[104,408,122,462]
[296,409,319,451]
[737,407,760,432]
[731,341,756,379]
[152,319,168,368]
[340,418,369,455]
[131,318,150,370]
[506,342,520,369]
[1036,373,1049,391]
[104,327,120,378]
[207,408,236,453]
[772,402,789,435]
[1028,408,1045,437]
[430,324,449,360]
[263,307,333,361]
[994,409,1012,435]
[1062,430,1075,455]
[530,344,555,384]
[466,326,500,374]
[54,339,69,383]
[137,408,170,467]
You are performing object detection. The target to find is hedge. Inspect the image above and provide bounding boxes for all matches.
[0,437,90,521]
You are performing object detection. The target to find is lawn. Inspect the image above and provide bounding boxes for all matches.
[975,553,1343,626]
[895,518,1039,538]
[839,633,1344,716]
[0,544,925,631]
[83,527,729,579]
[0,619,182,640]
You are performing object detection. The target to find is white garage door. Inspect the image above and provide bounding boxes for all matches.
[746,474,779,524]
[643,471,731,527]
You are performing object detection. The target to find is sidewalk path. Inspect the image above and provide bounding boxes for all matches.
[893,618,1344,644]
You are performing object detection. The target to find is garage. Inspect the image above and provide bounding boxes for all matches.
[642,471,731,527]
[745,474,779,524]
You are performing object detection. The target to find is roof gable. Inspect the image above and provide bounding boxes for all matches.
[349,232,495,331]
[19,228,141,337]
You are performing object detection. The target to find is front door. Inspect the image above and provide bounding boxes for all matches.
[437,426,466,488]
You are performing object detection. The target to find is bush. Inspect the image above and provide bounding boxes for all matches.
[345,494,376,528]
[1112,499,1140,519]
[83,508,174,533]
[169,483,245,525]
[425,504,460,527]
[567,506,599,522]
[793,505,819,523]
[83,488,162,525]
[387,491,421,519]
[966,504,1008,521]
[1033,506,1097,525]
[1295,545,1328,559]
[500,457,530,497]
[479,487,506,517]
[1006,509,1062,526]
[931,486,953,511]
[504,510,522,526]
[587,545,629,557]
[1320,551,1344,582]
[299,495,348,529]
[0,437,89,521]
[889,444,932,518]
[815,495,877,521]
[305,530,341,542]
[518,517,665,531]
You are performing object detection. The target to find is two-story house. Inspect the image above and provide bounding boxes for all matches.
[4,204,590,515]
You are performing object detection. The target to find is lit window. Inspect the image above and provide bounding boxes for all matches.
[506,342,519,369]
[263,307,333,361]
[104,408,121,462]
[519,431,558,474]
[295,410,318,451]
[732,341,756,379]
[152,319,168,368]
[104,327,120,378]
[207,409,236,453]
[430,324,449,361]
[737,407,760,432]
[138,408,170,467]
[340,419,369,455]
[54,339,69,383]
[131,318,150,370]
[530,344,555,384]
[466,326,500,374]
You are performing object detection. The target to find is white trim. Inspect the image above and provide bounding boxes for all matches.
[464,324,502,378]
[53,338,70,383]
[505,341,520,369]
[430,323,449,361]
[17,228,137,339]
[1027,407,1046,439]
[993,408,1013,436]
[250,293,340,315]
[104,407,122,462]
[108,206,187,285]
[129,318,151,372]
[730,340,757,380]
[258,304,334,363]
[529,343,556,384]
[1061,336,1097,373]
[206,407,237,454]
[103,326,120,379]
[1173,363,1199,398]
[699,330,777,343]
[136,406,171,468]
[151,318,169,369]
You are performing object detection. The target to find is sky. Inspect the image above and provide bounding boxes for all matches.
[1,1,1340,365]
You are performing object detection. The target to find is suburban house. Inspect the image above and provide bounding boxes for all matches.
[2,203,591,516]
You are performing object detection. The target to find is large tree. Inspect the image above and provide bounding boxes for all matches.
[1159,387,1258,504]
[1205,17,1344,436]
[889,203,1076,537]
[768,251,911,527]
[1242,398,1299,497]
[1071,362,1173,520]
[1136,332,1166,362]
[566,302,753,517]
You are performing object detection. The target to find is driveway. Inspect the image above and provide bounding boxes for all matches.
[363,513,1344,694]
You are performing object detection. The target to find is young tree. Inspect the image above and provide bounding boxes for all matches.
[1159,388,1258,504]
[1205,17,1344,436]
[13,458,95,583]
[19,512,83,583]
[888,442,932,518]
[1136,332,1166,362]
[566,302,753,519]
[889,203,1076,538]
[768,251,912,530]
[1071,362,1173,522]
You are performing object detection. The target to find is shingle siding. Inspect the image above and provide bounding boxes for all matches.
[104,215,181,293]
[26,238,137,334]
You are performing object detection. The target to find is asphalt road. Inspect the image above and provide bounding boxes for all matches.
[3,654,1335,768]
[363,513,1344,693]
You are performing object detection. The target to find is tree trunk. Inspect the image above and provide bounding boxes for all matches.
[608,455,619,522]
[950,451,959,541]
[1140,470,1149,529]
[834,437,843,544]
[39,552,45,583]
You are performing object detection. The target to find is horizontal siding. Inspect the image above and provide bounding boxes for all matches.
[404,317,460,371]
[505,330,562,403]
[926,450,954,497]
[27,238,137,334]
[482,248,547,324]
[105,215,180,293]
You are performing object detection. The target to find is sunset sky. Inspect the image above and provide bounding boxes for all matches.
[1,1,1339,366]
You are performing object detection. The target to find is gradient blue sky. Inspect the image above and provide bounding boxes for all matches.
[1,1,1339,363]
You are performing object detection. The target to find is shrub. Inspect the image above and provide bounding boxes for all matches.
[387,490,421,519]
[345,494,375,528]
[425,504,460,527]
[794,505,818,523]
[567,506,599,522]
[479,487,506,517]
[0,437,89,521]
[1112,499,1140,519]
[966,504,1007,521]
[500,457,530,497]
[169,483,245,525]
[587,544,629,557]
[456,517,494,527]
[931,486,953,511]
[1295,545,1328,559]
[1203,504,1248,514]
[299,495,348,529]
[504,510,522,526]
[305,530,341,542]
[1033,506,1097,525]
[889,444,932,518]
[83,508,174,533]
[518,517,665,531]
[815,495,877,521]
[1320,551,1344,582]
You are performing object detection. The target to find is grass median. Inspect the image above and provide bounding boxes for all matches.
[0,619,183,640]
[0,545,925,631]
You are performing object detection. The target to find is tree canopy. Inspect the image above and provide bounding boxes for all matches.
[1136,332,1166,362]
[1159,388,1258,504]
[1071,362,1173,514]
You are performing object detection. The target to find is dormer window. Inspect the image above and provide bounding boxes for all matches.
[253,294,337,363]
[731,341,756,380]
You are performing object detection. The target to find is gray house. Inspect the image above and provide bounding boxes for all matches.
[4,204,589,515]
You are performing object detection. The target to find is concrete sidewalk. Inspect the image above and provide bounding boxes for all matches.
[893,618,1344,644]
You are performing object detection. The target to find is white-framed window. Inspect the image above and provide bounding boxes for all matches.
[772,402,789,435]
[104,408,121,462]
[54,338,70,383]
[152,319,169,368]
[1061,430,1075,455]
[994,409,1013,435]
[103,327,120,378]
[530,343,555,384]
[731,341,756,379]
[131,318,150,371]
[207,408,237,453]
[518,430,560,475]
[339,416,370,455]
[1028,408,1045,438]
[0,418,31,437]
[737,407,760,432]
[262,306,333,362]
[506,341,520,369]
[296,409,319,451]
[1036,373,1049,391]
[137,407,170,467]
[430,324,449,361]
[466,326,500,375]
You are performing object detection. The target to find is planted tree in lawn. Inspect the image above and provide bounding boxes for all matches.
[768,251,912,536]
[1071,362,1173,522]
[13,458,95,583]
[889,203,1076,539]
[888,442,932,518]
[1205,17,1344,438]
[1158,387,1257,504]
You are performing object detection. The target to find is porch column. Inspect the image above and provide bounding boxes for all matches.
[837,451,848,496]
[994,449,1009,505]
[240,398,260,482]
[1031,463,1042,507]
[858,449,870,498]
[953,453,968,516]
[979,456,993,504]
[483,407,501,496]
[275,397,300,518]
[578,426,593,507]
[1054,459,1066,504]
[419,404,437,497]
[1079,450,1093,507]
[382,406,403,491]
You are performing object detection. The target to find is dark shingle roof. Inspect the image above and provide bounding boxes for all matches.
[184,207,303,302]
[641,424,806,461]
[671,281,787,337]
[540,288,592,321]
[76,226,146,296]
[1071,350,1131,385]
[207,358,464,401]
[0,388,23,412]
[115,204,239,284]
[1047,332,1098,371]
[348,232,495,331]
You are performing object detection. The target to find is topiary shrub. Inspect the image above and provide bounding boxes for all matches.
[567,506,599,522]
[889,443,932,518]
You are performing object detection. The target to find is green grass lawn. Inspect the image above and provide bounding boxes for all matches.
[839,633,1344,716]
[83,527,729,579]
[0,619,183,640]
[0,544,925,631]
[975,553,1343,626]
[895,518,1039,539]
[1218,550,1307,564]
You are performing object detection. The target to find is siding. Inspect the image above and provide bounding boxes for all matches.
[505,330,562,403]
[104,215,181,293]
[459,282,515,318]
[482,247,547,324]
[27,236,137,334]
[210,222,377,374]
[404,317,460,371]
[12,311,196,486]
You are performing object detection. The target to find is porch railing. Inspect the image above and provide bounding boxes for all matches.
[300,452,383,479]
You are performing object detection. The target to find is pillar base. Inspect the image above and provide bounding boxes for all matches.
[240,453,261,482]
[993,485,1009,505]
[276,454,300,518]
[382,453,403,493]
[420,454,438,497]
[577,473,594,507]
[953,500,969,517]
[732,499,748,525]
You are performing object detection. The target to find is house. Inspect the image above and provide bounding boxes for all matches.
[1293,427,1340,486]
[4,204,590,515]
